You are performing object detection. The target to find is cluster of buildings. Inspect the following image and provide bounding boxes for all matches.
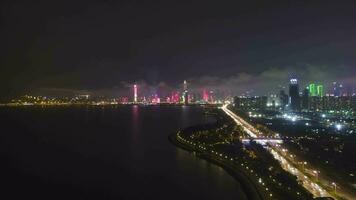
[131,80,223,105]
[234,79,356,114]
[234,79,356,135]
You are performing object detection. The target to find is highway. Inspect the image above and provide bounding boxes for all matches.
[221,105,337,199]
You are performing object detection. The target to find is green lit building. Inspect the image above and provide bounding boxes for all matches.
[309,83,324,97]
[309,84,317,96]
[317,85,324,97]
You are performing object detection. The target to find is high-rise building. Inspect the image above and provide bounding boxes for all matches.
[203,89,209,102]
[309,83,324,97]
[279,90,288,109]
[209,90,215,103]
[183,80,188,105]
[317,85,324,97]
[352,96,356,111]
[333,82,342,97]
[267,94,280,110]
[133,84,138,103]
[183,80,187,91]
[309,83,317,96]
[302,88,309,110]
[171,91,180,103]
[289,78,300,111]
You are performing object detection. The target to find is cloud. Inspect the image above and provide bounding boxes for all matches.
[188,64,356,95]
[27,64,356,98]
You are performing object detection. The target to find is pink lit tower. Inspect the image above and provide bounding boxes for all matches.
[203,89,209,102]
[133,84,138,103]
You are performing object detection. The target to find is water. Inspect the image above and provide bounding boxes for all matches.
[0,105,248,200]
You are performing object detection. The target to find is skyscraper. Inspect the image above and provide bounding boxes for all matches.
[183,80,188,105]
[309,83,317,96]
[302,87,309,110]
[352,96,356,111]
[133,84,138,103]
[203,89,209,102]
[333,82,343,97]
[279,90,288,110]
[309,83,324,97]
[289,78,300,111]
[316,85,324,97]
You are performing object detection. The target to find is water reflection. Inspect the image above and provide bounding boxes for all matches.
[0,106,249,200]
[131,105,139,143]
[181,105,190,127]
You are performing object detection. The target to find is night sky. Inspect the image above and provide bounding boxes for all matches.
[1,1,356,99]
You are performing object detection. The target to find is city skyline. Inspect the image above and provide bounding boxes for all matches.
[7,76,355,100]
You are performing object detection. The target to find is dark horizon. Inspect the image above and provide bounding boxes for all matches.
[1,1,356,99]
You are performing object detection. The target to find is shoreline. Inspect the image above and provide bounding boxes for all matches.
[0,103,220,108]
[169,132,265,200]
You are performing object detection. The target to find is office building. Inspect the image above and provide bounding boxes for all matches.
[289,78,300,111]
[302,88,309,110]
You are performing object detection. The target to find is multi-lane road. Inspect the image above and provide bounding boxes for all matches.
[221,104,339,199]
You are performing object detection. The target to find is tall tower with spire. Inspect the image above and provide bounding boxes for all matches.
[133,84,138,103]
[183,80,188,105]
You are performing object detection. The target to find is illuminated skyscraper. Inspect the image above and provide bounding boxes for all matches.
[333,82,343,97]
[279,90,288,109]
[203,89,209,102]
[309,83,317,96]
[134,84,138,103]
[289,78,300,111]
[183,80,188,105]
[309,83,324,97]
[172,91,180,103]
[316,85,324,97]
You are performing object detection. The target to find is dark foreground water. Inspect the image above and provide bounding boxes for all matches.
[0,105,247,200]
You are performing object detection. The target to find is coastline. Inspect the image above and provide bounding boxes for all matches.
[169,132,264,200]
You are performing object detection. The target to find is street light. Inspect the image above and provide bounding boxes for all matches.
[298,161,307,171]
[331,182,337,194]
[313,170,319,181]
[302,161,307,171]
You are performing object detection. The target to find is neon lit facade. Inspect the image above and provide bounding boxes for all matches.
[309,83,317,96]
[203,89,209,102]
[309,83,324,97]
[134,84,138,103]
[170,91,180,103]
[317,85,324,97]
